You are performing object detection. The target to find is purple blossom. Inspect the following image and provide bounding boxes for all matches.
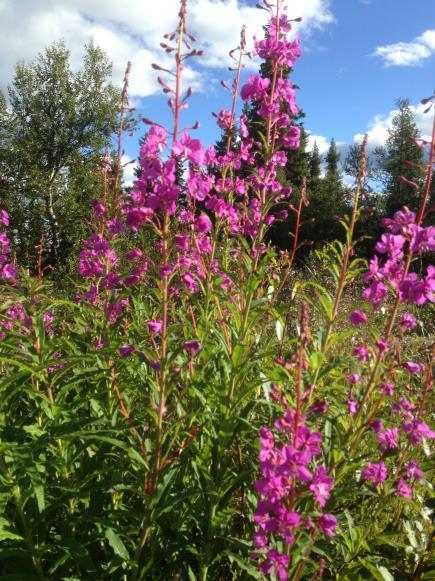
[347,398,358,415]
[148,319,162,334]
[194,213,212,234]
[376,427,399,451]
[402,420,435,444]
[375,233,406,259]
[317,514,337,537]
[172,131,204,166]
[349,310,368,327]
[362,461,388,487]
[260,550,290,581]
[396,478,412,500]
[400,312,417,329]
[184,340,202,355]
[363,281,388,309]
[379,382,394,396]
[403,361,424,374]
[240,75,270,102]
[309,466,334,507]
[406,461,423,480]
[0,210,9,227]
[352,345,370,362]
[119,344,135,358]
[346,374,360,384]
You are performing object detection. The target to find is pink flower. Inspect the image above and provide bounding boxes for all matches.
[309,466,334,507]
[376,427,399,451]
[125,248,143,261]
[396,478,412,500]
[282,126,300,149]
[172,131,204,166]
[363,281,388,309]
[347,398,358,415]
[406,461,423,480]
[353,345,370,362]
[317,514,337,537]
[184,340,202,355]
[148,319,162,334]
[240,75,270,101]
[194,213,212,234]
[346,374,360,384]
[400,312,417,329]
[402,420,435,444]
[260,550,289,581]
[182,272,199,293]
[403,361,424,374]
[376,339,391,353]
[349,310,368,327]
[119,344,135,358]
[0,210,9,227]
[362,461,388,486]
[379,382,394,396]
[375,233,406,259]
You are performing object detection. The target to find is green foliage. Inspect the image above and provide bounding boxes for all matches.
[0,41,120,274]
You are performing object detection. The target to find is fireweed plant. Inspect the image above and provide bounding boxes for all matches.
[0,0,434,579]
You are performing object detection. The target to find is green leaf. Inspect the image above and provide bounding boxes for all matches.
[105,528,129,561]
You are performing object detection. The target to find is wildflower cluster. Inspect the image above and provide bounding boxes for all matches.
[253,406,335,580]
[0,210,16,282]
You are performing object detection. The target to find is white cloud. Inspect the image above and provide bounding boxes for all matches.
[373,29,435,67]
[0,0,333,99]
[121,154,137,187]
[353,102,433,149]
[306,133,330,154]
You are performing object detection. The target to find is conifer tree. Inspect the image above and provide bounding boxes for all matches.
[375,98,424,216]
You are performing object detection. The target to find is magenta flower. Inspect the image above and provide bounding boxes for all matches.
[379,382,394,396]
[400,312,417,329]
[0,210,9,227]
[282,125,301,149]
[362,461,388,486]
[240,75,270,102]
[194,213,212,234]
[182,272,199,293]
[184,340,202,356]
[347,398,358,415]
[317,514,337,537]
[376,427,399,451]
[91,198,106,218]
[396,478,412,500]
[125,248,143,261]
[376,339,391,353]
[346,374,360,384]
[349,310,368,327]
[375,233,406,259]
[260,550,289,581]
[309,466,334,507]
[403,361,424,374]
[353,345,370,362]
[363,281,388,309]
[406,461,423,480]
[172,131,204,166]
[402,420,435,444]
[119,344,135,358]
[148,319,163,334]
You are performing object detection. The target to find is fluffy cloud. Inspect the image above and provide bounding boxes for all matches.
[306,133,331,154]
[0,0,333,98]
[354,102,433,148]
[373,29,435,67]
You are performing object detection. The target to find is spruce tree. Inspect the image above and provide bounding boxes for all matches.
[375,98,424,216]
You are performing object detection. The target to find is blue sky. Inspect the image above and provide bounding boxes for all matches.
[0,0,434,175]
